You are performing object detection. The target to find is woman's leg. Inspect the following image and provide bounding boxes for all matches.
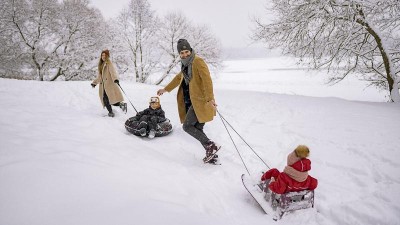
[103,92,112,113]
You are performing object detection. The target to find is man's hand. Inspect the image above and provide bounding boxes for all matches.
[157,89,167,96]
[208,99,217,110]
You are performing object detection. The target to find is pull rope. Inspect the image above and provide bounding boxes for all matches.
[218,110,251,176]
[117,83,138,114]
[217,110,271,172]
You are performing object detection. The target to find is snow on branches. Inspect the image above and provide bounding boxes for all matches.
[253,0,400,102]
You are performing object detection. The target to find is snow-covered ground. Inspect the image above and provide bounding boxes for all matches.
[0,58,399,225]
[216,57,388,102]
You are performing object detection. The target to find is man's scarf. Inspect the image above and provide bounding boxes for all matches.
[181,50,196,84]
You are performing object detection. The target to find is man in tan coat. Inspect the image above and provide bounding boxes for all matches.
[157,39,220,163]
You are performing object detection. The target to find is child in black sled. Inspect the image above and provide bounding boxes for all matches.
[132,96,166,138]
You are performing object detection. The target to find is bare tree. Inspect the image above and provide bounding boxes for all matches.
[253,0,400,102]
[156,11,223,85]
[117,0,159,83]
[0,0,223,84]
[0,1,26,79]
[7,0,61,81]
[155,11,190,85]
[189,24,223,69]
[0,0,106,81]
[49,0,105,81]
[104,19,132,80]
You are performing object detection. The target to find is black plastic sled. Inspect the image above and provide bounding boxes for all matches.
[124,117,173,137]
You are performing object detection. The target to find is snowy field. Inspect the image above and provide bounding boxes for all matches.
[0,58,399,225]
[216,57,388,102]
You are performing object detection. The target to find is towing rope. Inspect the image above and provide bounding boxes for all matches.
[217,110,271,176]
[118,83,138,114]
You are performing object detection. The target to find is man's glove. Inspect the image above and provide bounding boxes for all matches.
[91,83,96,88]
[114,80,119,85]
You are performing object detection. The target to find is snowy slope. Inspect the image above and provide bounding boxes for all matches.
[0,63,399,225]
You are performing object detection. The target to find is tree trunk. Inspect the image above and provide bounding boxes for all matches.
[356,7,399,102]
[390,77,400,102]
[155,72,170,86]
[155,58,178,85]
[133,52,139,82]
[32,53,43,81]
[50,68,63,81]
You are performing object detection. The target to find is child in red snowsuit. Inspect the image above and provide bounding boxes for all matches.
[261,145,318,194]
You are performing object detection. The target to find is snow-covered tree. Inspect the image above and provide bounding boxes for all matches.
[189,24,223,69]
[103,19,132,80]
[0,0,223,84]
[155,11,190,85]
[0,1,26,79]
[5,0,60,81]
[155,11,223,85]
[116,0,160,83]
[253,0,400,102]
[49,0,105,81]
[0,0,106,81]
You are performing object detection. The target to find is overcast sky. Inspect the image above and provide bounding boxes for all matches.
[90,0,269,49]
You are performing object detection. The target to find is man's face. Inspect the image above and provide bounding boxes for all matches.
[179,50,191,59]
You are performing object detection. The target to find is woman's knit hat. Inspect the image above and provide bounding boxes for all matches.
[101,49,110,57]
[295,145,310,158]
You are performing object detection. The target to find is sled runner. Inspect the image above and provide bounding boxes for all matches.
[242,174,314,220]
[125,117,173,137]
[241,174,274,215]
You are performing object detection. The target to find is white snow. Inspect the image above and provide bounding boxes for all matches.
[1,57,399,225]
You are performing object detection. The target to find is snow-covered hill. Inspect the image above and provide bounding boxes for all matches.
[0,62,399,225]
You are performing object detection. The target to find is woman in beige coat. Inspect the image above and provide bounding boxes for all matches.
[157,39,219,163]
[91,50,127,117]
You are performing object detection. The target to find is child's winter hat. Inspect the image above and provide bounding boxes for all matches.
[295,145,310,158]
[150,96,160,103]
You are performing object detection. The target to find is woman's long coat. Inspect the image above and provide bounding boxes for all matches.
[92,60,124,107]
[164,56,216,123]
